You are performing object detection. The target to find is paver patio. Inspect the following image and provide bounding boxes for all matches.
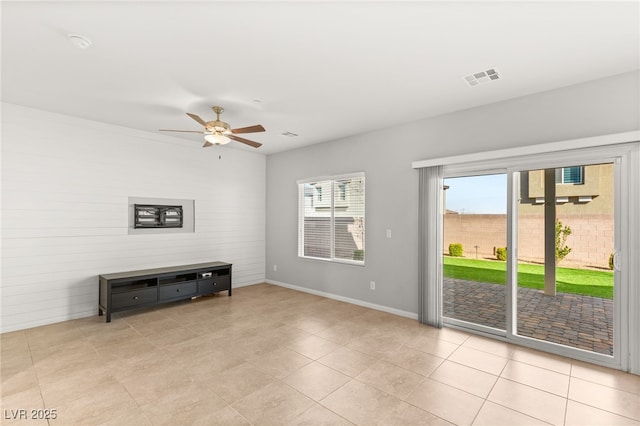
[444,277,614,355]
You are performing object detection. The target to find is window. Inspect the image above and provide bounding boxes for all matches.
[556,166,583,184]
[338,184,346,201]
[298,173,365,264]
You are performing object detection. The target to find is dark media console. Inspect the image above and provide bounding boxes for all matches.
[98,261,232,322]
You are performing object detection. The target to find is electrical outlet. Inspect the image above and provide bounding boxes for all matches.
[386,229,392,238]
[273,265,277,272]
[370,281,375,290]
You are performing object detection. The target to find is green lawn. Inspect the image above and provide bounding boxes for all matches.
[443,256,614,299]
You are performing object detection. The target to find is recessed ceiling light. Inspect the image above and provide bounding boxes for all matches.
[463,68,500,87]
[282,132,298,137]
[67,34,92,49]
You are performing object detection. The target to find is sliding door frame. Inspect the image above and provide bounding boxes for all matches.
[440,141,638,372]
[505,152,623,370]
[442,169,508,338]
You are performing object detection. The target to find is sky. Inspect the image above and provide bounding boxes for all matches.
[444,174,507,214]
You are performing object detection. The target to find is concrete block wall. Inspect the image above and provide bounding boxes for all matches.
[444,213,613,268]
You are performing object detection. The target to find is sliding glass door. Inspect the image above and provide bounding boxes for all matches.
[515,163,615,356]
[441,148,627,366]
[443,173,507,333]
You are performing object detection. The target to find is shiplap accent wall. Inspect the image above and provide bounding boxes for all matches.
[1,103,266,332]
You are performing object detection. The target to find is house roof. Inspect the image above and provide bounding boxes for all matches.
[1,1,638,155]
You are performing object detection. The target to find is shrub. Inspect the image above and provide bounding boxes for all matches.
[496,247,507,261]
[609,252,614,270]
[353,249,364,261]
[449,243,463,257]
[555,220,572,265]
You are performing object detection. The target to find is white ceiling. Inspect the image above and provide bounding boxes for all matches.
[2,1,639,155]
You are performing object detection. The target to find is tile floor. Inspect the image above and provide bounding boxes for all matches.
[1,283,639,425]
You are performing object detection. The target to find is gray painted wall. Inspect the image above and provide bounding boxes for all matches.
[265,71,640,315]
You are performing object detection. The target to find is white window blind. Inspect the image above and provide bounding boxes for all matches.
[298,173,365,264]
[555,166,584,184]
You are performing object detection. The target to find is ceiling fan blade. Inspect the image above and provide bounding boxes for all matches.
[186,113,208,127]
[202,141,214,148]
[159,129,204,133]
[231,124,265,134]
[229,134,262,148]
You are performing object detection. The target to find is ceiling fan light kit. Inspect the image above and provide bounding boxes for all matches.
[204,133,231,145]
[160,105,265,149]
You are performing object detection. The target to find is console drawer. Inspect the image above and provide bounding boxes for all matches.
[198,275,230,294]
[112,288,157,308]
[159,281,197,300]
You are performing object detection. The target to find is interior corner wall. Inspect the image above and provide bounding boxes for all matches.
[265,71,640,316]
[1,103,266,333]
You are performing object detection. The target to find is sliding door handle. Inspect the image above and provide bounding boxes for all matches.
[613,250,621,271]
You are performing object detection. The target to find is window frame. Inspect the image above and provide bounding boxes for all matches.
[297,172,365,266]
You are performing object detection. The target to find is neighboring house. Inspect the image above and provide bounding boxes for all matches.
[520,164,614,214]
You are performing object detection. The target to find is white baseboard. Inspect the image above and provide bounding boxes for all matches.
[0,309,97,334]
[265,279,418,321]
[0,281,264,334]
[0,280,416,333]
[233,280,266,288]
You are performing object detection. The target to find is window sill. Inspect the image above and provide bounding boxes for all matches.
[298,256,365,267]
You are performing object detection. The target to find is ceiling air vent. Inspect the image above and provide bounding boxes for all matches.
[464,68,500,87]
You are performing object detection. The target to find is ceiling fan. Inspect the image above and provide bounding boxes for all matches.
[159,106,264,148]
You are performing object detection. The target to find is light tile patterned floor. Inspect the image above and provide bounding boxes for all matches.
[1,283,639,425]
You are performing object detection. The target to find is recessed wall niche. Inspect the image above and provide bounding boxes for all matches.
[128,197,195,234]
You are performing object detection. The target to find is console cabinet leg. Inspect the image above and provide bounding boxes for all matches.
[99,307,111,322]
